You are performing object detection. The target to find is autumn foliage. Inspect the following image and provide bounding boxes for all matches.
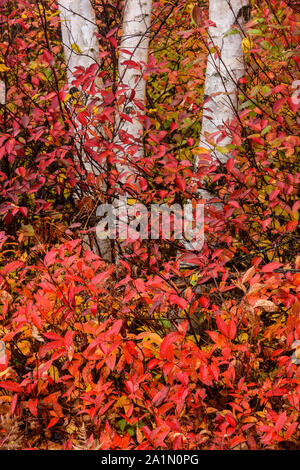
[0,0,299,450]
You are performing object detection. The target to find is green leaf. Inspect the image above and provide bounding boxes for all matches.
[261,125,271,135]
[224,28,240,37]
[118,419,127,432]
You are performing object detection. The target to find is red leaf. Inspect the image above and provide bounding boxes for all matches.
[230,435,247,448]
[133,278,145,293]
[19,207,28,217]
[228,320,237,340]
[28,398,38,417]
[209,364,219,381]
[176,176,186,192]
[1,261,24,275]
[64,330,75,350]
[39,340,64,358]
[42,332,64,341]
[107,319,123,337]
[42,49,54,66]
[169,294,188,310]
[152,385,170,407]
[269,189,280,201]
[91,265,114,285]
[285,422,298,439]
[216,314,229,337]
[273,97,286,113]
[274,411,287,433]
[160,336,174,361]
[192,5,202,25]
[199,296,210,308]
[44,250,57,268]
[261,262,282,273]
[207,330,225,346]
[228,200,241,210]
[10,393,18,415]
[0,381,22,393]
[47,417,59,429]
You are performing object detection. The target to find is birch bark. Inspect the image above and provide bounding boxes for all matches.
[197,0,249,200]
[116,0,152,193]
[113,0,152,254]
[58,0,100,90]
[58,1,112,260]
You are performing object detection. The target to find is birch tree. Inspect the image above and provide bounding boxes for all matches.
[115,0,152,200]
[58,0,100,92]
[112,0,152,252]
[197,0,250,201]
[58,0,102,164]
[58,1,112,260]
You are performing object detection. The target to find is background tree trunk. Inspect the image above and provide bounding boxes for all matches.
[197,0,250,201]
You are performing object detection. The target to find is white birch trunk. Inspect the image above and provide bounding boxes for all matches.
[116,0,152,192]
[59,0,104,175]
[197,0,249,200]
[58,0,100,90]
[58,1,112,260]
[113,0,152,255]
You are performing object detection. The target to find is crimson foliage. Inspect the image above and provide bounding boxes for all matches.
[0,0,299,450]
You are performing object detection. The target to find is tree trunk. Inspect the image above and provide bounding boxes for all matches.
[58,0,100,89]
[116,0,152,193]
[58,1,112,260]
[197,0,249,201]
[113,0,152,257]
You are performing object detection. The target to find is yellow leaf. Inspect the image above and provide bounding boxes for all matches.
[71,43,81,54]
[206,407,217,414]
[49,365,59,382]
[192,146,211,155]
[238,332,249,343]
[0,394,12,402]
[0,368,12,379]
[127,198,137,205]
[242,37,253,53]
[0,64,10,72]
[137,332,162,345]
[190,273,200,286]
[242,416,257,423]
[216,145,230,154]
[66,419,76,434]
[18,340,31,355]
